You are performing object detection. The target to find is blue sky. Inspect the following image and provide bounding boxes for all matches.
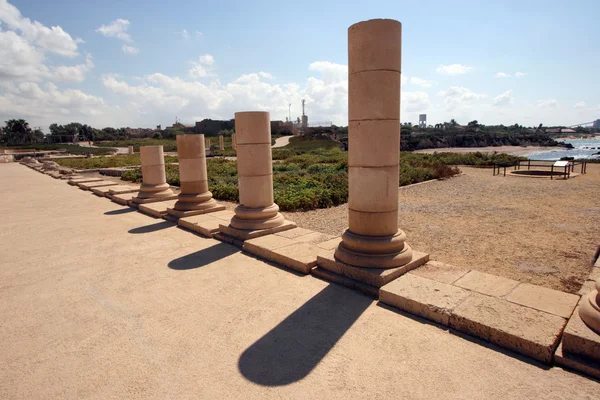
[1,0,599,130]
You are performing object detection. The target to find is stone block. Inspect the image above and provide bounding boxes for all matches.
[275,227,314,239]
[177,214,223,237]
[77,181,118,190]
[409,261,469,285]
[380,274,472,326]
[554,341,600,380]
[109,192,136,205]
[68,177,103,185]
[130,194,178,205]
[138,200,178,218]
[316,249,429,289]
[348,165,399,213]
[107,185,141,195]
[561,305,600,361]
[454,270,519,297]
[449,293,567,364]
[316,238,342,251]
[165,204,226,219]
[243,235,297,261]
[271,243,330,274]
[293,232,337,245]
[218,220,296,241]
[578,280,597,296]
[505,283,579,318]
[91,186,119,197]
[311,267,379,298]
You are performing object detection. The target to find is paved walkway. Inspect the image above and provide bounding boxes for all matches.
[0,163,598,399]
[272,135,292,148]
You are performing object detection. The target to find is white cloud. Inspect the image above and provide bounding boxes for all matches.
[409,77,433,88]
[258,72,274,80]
[495,72,511,78]
[121,44,139,55]
[574,101,585,109]
[0,0,81,57]
[515,72,526,77]
[0,29,48,80]
[437,86,486,111]
[402,91,430,113]
[96,18,132,42]
[492,90,514,107]
[196,31,204,38]
[189,54,216,78]
[436,64,473,75]
[52,54,94,82]
[537,98,559,108]
[181,29,189,40]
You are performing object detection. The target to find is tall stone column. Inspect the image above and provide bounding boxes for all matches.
[579,278,600,333]
[205,137,211,150]
[219,112,295,241]
[334,19,413,269]
[219,135,224,150]
[132,145,176,204]
[231,133,237,150]
[128,146,134,156]
[166,134,225,218]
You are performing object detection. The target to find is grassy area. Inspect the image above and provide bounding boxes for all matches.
[95,139,179,152]
[54,155,178,169]
[6,144,115,155]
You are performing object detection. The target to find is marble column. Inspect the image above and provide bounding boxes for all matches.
[580,278,600,333]
[128,145,134,156]
[166,134,225,218]
[132,145,175,203]
[229,111,284,230]
[334,19,413,268]
[219,135,224,150]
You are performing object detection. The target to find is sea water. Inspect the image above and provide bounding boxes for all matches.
[527,138,600,160]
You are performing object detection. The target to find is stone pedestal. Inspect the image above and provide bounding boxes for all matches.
[128,146,134,156]
[579,278,600,333]
[131,145,177,205]
[334,19,413,269]
[231,133,237,150]
[166,134,225,219]
[219,135,224,150]
[219,111,294,241]
[316,19,427,295]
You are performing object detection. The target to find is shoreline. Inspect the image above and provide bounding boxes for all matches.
[413,145,563,157]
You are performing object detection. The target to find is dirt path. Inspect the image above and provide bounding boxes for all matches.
[272,135,292,148]
[284,164,600,293]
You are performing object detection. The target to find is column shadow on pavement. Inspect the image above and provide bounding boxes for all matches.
[238,283,372,386]
[104,208,136,215]
[168,242,240,270]
[128,220,174,234]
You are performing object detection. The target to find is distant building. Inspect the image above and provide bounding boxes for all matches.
[594,119,600,129]
[419,114,427,128]
[194,119,235,136]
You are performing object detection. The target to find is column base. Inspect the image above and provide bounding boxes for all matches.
[334,229,414,269]
[165,203,226,220]
[131,193,178,205]
[579,285,600,334]
[315,249,429,297]
[218,220,296,242]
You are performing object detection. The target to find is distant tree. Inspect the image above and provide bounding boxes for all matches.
[153,132,162,140]
[3,119,34,145]
[450,119,458,126]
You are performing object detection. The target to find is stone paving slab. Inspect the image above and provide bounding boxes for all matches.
[165,204,226,219]
[449,293,566,364]
[506,283,580,318]
[380,274,471,325]
[139,200,179,218]
[218,220,297,241]
[292,232,337,245]
[554,341,600,380]
[561,305,600,361]
[130,194,178,205]
[274,227,314,239]
[243,235,297,260]
[315,238,342,251]
[77,181,119,190]
[454,270,520,297]
[68,177,103,185]
[271,243,331,274]
[311,267,379,298]
[109,192,136,205]
[105,185,140,195]
[316,250,430,289]
[178,211,237,237]
[408,260,469,285]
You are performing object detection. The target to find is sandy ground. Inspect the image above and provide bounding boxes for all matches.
[1,163,599,399]
[414,145,563,156]
[284,164,600,293]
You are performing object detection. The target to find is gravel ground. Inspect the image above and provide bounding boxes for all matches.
[282,164,600,293]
